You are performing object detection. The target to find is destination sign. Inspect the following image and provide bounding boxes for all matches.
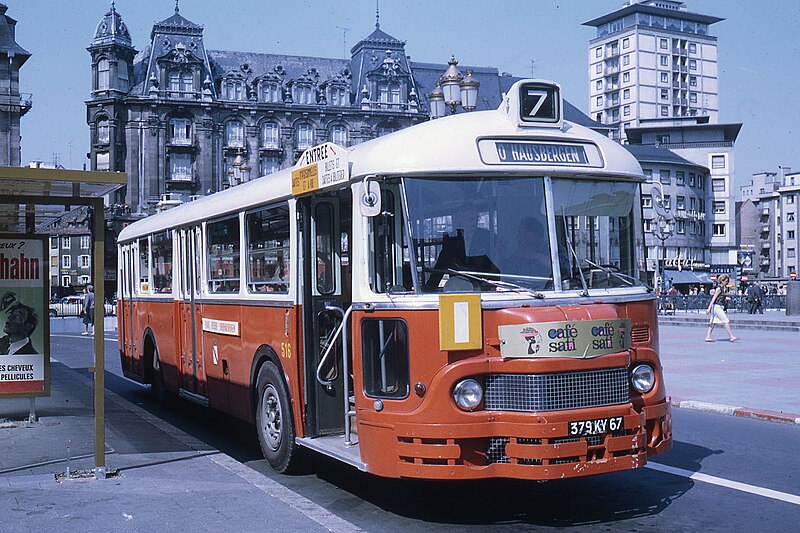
[292,142,349,196]
[477,140,603,167]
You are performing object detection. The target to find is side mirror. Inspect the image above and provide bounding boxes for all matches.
[357,176,382,217]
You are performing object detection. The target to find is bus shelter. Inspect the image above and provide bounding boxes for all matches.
[0,165,126,479]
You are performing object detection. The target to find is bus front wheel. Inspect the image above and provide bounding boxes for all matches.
[255,361,299,473]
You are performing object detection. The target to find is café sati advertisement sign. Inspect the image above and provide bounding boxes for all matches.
[499,318,631,358]
[0,235,49,398]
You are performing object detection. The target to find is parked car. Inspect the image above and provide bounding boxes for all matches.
[48,295,115,317]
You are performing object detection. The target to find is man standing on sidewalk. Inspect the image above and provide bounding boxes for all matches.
[753,281,765,314]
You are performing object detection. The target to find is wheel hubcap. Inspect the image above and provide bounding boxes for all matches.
[261,384,282,450]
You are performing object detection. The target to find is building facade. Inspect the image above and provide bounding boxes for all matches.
[87,4,605,216]
[584,0,722,141]
[0,3,32,166]
[42,207,94,298]
[739,168,800,279]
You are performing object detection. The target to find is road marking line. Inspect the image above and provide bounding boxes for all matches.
[647,462,800,506]
[210,453,364,533]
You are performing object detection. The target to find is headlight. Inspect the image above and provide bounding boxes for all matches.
[631,364,655,393]
[453,379,483,410]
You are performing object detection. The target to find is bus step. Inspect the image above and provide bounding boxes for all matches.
[178,388,210,407]
[296,435,365,471]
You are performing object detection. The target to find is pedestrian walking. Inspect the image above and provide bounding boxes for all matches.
[82,285,95,336]
[754,281,765,314]
[705,274,737,342]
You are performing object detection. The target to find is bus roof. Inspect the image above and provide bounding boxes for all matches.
[118,80,642,243]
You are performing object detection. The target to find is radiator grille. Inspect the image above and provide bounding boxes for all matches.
[484,368,629,412]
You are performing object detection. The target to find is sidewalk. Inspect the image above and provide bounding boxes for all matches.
[0,322,354,533]
[659,309,800,332]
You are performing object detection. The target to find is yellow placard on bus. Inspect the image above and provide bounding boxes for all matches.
[438,294,483,351]
[291,164,319,196]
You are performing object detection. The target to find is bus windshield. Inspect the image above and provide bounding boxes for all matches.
[399,176,642,293]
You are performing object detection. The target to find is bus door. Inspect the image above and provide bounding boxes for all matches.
[178,226,205,396]
[301,189,352,437]
[120,244,137,373]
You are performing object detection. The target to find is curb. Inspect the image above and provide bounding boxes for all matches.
[672,398,800,426]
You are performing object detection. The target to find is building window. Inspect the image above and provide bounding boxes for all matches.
[676,171,685,185]
[713,201,726,214]
[789,213,796,222]
[224,79,244,100]
[787,230,795,240]
[596,80,602,90]
[62,255,71,268]
[713,223,726,236]
[62,275,71,287]
[169,118,192,145]
[596,96,603,106]
[169,153,193,181]
[118,59,129,86]
[169,71,194,95]
[643,168,652,178]
[623,54,630,66]
[329,124,347,145]
[96,152,110,171]
[689,43,697,54]
[295,123,313,149]
[50,237,58,249]
[688,173,696,187]
[96,118,110,144]
[676,220,685,234]
[293,84,315,105]
[62,236,70,249]
[225,120,245,148]
[79,275,91,285]
[660,55,668,66]
[595,47,602,58]
[595,63,602,74]
[644,219,653,233]
[663,195,671,210]
[623,105,630,116]
[711,155,726,169]
[377,125,398,137]
[712,179,725,192]
[328,87,348,107]
[81,236,90,249]
[260,122,280,148]
[689,92,698,104]
[660,38,668,49]
[690,197,697,210]
[660,72,669,83]
[378,82,401,106]
[660,89,669,100]
[259,155,280,176]
[97,58,110,90]
[676,196,685,210]
[786,194,795,205]
[623,72,630,83]
[788,248,796,259]
[642,194,653,208]
[260,82,281,103]
[689,59,697,70]
[623,88,630,99]
[622,37,630,49]
[659,169,671,185]
[661,105,669,116]
[79,255,90,268]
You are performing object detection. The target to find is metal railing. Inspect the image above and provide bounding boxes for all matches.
[657,294,786,314]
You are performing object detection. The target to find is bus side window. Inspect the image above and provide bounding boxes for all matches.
[246,203,290,293]
[151,231,173,294]
[314,203,335,295]
[361,318,409,399]
[207,216,240,293]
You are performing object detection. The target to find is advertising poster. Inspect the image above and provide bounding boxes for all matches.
[0,234,49,398]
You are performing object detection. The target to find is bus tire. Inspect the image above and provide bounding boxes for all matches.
[151,346,168,405]
[255,361,298,473]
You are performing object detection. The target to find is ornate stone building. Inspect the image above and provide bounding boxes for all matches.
[87,3,602,215]
[0,3,32,166]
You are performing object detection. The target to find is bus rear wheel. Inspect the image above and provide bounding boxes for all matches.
[255,361,299,473]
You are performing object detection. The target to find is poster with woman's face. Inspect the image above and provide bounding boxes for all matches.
[0,235,49,398]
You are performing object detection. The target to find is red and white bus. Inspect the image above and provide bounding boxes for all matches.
[117,79,671,480]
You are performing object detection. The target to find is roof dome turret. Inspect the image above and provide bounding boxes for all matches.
[92,1,133,49]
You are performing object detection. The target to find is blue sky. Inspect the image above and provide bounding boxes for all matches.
[11,0,800,194]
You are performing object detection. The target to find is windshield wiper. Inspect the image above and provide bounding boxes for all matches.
[582,259,636,287]
[446,269,545,299]
[561,208,589,296]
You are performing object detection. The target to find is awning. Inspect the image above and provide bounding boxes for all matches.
[663,269,706,285]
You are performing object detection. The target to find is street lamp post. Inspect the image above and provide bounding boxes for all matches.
[648,180,674,293]
[428,56,480,119]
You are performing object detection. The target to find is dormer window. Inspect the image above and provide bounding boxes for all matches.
[296,123,313,149]
[260,82,281,103]
[97,59,110,90]
[225,120,245,148]
[169,71,194,96]
[96,118,110,144]
[328,87,348,107]
[378,82,401,107]
[260,122,280,149]
[170,118,192,145]
[293,85,314,105]
[224,79,245,100]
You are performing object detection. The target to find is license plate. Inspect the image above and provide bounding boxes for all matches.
[568,416,624,436]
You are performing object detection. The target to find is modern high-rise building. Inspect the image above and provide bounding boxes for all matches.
[584,0,722,141]
[0,3,32,166]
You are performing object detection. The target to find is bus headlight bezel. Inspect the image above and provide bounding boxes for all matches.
[630,364,655,394]
[453,378,483,411]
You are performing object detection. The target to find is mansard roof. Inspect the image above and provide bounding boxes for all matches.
[151,8,203,39]
[208,50,350,84]
[0,3,30,63]
[91,2,133,49]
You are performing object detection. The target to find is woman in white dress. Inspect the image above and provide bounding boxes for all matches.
[705,274,738,342]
